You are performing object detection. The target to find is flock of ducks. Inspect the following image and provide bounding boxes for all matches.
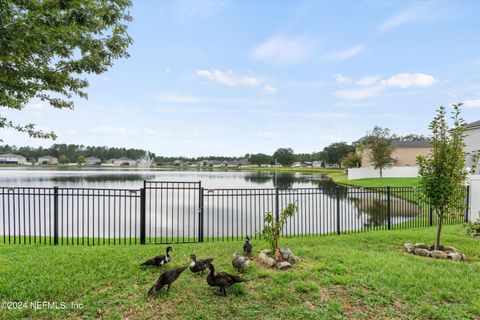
[142,237,253,299]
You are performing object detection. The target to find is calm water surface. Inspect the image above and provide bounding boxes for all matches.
[0,167,337,189]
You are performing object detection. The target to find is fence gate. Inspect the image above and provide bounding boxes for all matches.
[144,181,202,244]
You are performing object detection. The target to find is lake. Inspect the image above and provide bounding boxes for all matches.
[0,167,338,189]
[0,168,426,242]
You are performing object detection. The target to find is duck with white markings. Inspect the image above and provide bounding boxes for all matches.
[232,251,250,273]
[189,254,214,275]
[243,236,253,257]
[140,246,173,267]
[206,262,248,296]
[147,266,187,300]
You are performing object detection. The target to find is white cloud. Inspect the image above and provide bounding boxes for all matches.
[262,85,277,95]
[25,103,49,111]
[463,99,480,108]
[380,73,436,88]
[322,45,365,62]
[249,35,314,66]
[333,72,437,100]
[165,68,172,73]
[196,69,260,88]
[334,74,352,84]
[355,76,380,86]
[379,6,427,32]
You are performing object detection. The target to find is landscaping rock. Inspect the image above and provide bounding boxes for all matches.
[403,243,416,253]
[429,244,445,251]
[447,252,463,261]
[289,255,301,264]
[444,246,459,254]
[430,250,448,259]
[280,248,293,260]
[276,261,292,270]
[414,243,429,250]
[258,250,276,267]
[413,248,431,257]
[461,254,467,261]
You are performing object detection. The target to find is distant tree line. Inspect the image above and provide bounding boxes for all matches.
[0,132,427,166]
[0,144,152,164]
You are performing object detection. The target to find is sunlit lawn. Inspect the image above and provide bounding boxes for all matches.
[1,225,478,319]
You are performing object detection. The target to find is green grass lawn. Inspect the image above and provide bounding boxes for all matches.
[1,225,479,319]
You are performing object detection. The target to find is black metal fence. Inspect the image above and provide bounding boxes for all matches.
[0,182,469,245]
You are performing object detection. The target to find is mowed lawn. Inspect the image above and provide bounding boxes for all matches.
[1,225,479,319]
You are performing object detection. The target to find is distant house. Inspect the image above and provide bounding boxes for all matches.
[0,153,27,165]
[173,160,184,166]
[465,120,480,174]
[361,139,432,168]
[85,156,102,166]
[37,155,58,165]
[111,157,136,166]
[292,161,303,168]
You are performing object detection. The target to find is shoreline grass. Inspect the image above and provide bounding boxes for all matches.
[1,225,479,319]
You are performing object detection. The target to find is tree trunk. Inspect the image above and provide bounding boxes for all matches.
[435,211,443,250]
[379,167,383,178]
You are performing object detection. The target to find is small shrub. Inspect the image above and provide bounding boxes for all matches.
[261,203,297,261]
[464,220,480,235]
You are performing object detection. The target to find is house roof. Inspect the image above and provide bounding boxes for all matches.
[0,153,25,158]
[86,156,100,160]
[466,120,480,130]
[38,155,57,159]
[115,157,134,161]
[392,140,432,148]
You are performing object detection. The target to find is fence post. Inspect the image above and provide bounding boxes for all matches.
[53,186,59,245]
[275,187,280,223]
[198,182,204,242]
[465,185,470,222]
[387,186,391,230]
[336,187,341,235]
[429,205,433,226]
[140,187,146,245]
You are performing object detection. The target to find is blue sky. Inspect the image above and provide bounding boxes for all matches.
[4,0,480,156]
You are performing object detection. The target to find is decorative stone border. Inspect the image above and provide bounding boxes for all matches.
[403,243,466,261]
[257,248,301,270]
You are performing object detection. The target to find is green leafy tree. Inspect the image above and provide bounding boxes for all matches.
[59,155,70,164]
[248,153,272,166]
[0,0,132,140]
[273,148,295,166]
[77,155,85,165]
[417,104,469,250]
[322,142,355,166]
[341,152,361,169]
[261,203,297,261]
[365,126,394,177]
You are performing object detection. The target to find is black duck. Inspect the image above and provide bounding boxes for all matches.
[189,254,214,275]
[147,266,187,300]
[206,262,248,296]
[140,246,173,267]
[243,236,253,256]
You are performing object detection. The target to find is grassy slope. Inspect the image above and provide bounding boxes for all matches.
[1,225,479,320]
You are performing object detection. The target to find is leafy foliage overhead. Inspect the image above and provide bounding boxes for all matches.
[0,0,133,139]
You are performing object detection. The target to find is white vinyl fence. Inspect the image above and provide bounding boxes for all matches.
[348,166,419,180]
[469,175,480,221]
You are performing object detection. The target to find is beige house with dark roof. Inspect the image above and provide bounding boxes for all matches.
[361,140,432,168]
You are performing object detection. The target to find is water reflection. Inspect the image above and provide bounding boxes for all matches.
[243,171,338,189]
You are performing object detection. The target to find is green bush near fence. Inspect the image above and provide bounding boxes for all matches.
[1,225,479,319]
